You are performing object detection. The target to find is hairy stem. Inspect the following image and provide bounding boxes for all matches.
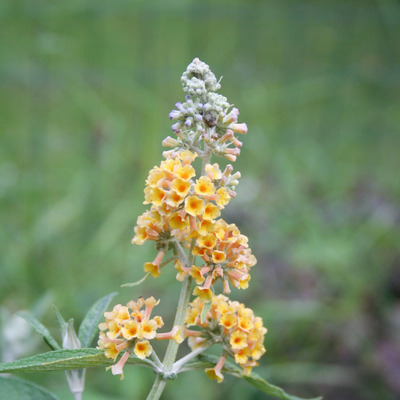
[146,257,194,400]
[149,351,164,372]
[161,239,196,372]
[146,375,167,400]
[146,140,212,400]
[173,239,189,266]
[201,142,212,176]
[172,340,215,373]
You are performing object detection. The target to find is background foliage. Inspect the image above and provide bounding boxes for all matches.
[1,0,400,399]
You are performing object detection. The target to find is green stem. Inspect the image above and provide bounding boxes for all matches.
[149,351,164,372]
[146,241,195,400]
[162,240,196,372]
[172,340,215,373]
[146,139,212,400]
[146,375,167,400]
[173,239,189,265]
[201,142,212,176]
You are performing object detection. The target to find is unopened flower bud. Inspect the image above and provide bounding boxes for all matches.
[162,136,180,148]
[220,131,234,143]
[224,147,241,156]
[223,107,239,124]
[223,165,233,176]
[231,123,248,135]
[169,110,181,120]
[62,320,86,396]
[171,122,181,132]
[231,172,241,180]
[62,320,81,350]
[224,154,237,162]
[162,150,176,158]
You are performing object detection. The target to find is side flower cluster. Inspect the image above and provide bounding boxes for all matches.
[176,219,257,302]
[185,295,267,381]
[97,297,183,378]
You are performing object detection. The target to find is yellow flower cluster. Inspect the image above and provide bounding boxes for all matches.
[176,219,257,303]
[185,295,267,381]
[97,297,183,379]
[133,151,238,244]
[126,60,266,383]
[131,150,253,300]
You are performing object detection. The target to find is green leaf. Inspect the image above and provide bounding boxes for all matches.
[51,305,68,337]
[200,301,212,323]
[16,312,61,351]
[78,292,117,348]
[121,272,151,287]
[0,349,155,373]
[243,372,322,400]
[0,375,59,400]
[181,354,322,400]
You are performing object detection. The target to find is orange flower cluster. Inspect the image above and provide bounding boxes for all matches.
[176,219,257,302]
[131,150,250,296]
[97,297,183,379]
[126,59,266,383]
[185,295,267,381]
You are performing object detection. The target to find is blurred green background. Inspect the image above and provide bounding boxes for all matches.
[1,0,400,399]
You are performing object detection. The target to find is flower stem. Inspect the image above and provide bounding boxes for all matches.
[149,351,164,372]
[146,375,167,400]
[172,341,214,373]
[201,142,212,176]
[146,142,212,400]
[146,242,195,400]
[173,239,189,265]
[161,240,195,372]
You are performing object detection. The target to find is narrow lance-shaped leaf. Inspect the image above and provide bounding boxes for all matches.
[0,376,59,400]
[243,372,322,400]
[78,292,118,348]
[16,312,61,351]
[181,354,323,400]
[0,349,156,373]
[51,305,67,338]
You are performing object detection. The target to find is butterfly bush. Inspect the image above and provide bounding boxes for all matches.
[0,58,320,400]
[101,58,266,388]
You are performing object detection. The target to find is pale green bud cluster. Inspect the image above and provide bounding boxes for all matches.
[165,58,248,162]
[181,58,221,95]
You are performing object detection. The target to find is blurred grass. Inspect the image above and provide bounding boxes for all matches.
[1,0,400,399]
